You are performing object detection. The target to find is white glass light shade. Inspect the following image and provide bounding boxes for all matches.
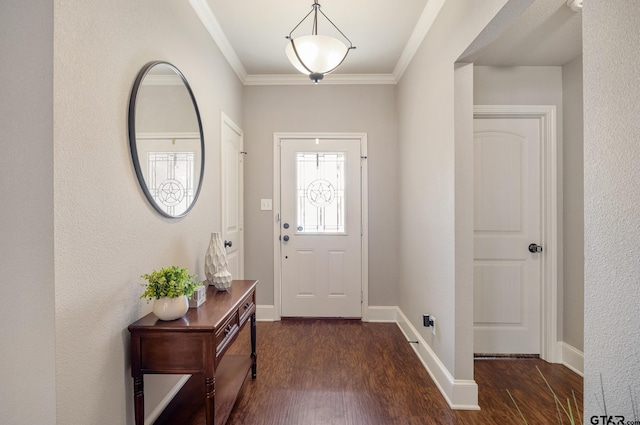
[285,35,349,75]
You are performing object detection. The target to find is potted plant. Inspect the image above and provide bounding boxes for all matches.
[140,266,199,320]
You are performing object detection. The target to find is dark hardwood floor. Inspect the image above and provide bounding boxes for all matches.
[158,319,583,425]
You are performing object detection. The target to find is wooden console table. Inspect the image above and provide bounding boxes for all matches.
[128,280,258,425]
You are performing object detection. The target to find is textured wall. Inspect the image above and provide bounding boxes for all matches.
[0,1,56,424]
[583,0,640,418]
[52,0,242,423]
[242,84,399,307]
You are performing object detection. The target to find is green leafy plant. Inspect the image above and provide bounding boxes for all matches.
[140,266,199,301]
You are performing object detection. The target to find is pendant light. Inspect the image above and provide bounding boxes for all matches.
[285,0,355,83]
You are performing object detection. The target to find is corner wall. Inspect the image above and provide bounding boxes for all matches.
[396,0,511,407]
[583,1,640,417]
[0,1,56,423]
[561,56,584,353]
[52,1,242,423]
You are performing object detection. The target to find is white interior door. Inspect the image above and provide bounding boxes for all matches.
[221,113,244,279]
[473,117,542,355]
[280,138,362,318]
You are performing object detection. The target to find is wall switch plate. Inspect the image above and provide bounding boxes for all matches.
[260,199,272,211]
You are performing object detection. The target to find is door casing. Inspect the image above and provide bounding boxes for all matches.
[273,132,369,321]
[474,105,559,363]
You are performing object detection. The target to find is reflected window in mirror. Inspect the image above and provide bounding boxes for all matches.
[128,62,204,218]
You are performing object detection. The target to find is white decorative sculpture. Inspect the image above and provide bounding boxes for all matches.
[204,232,233,291]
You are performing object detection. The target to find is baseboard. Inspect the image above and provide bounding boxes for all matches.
[365,305,398,322]
[257,305,399,322]
[256,304,277,321]
[144,375,191,425]
[395,308,479,410]
[558,342,584,376]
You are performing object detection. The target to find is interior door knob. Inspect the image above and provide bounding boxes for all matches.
[224,240,232,248]
[528,243,542,253]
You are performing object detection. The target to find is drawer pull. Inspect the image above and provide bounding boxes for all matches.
[244,302,251,309]
[224,325,233,335]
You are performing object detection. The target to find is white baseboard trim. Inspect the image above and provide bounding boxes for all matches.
[558,342,584,376]
[395,308,479,410]
[256,304,277,321]
[365,305,399,322]
[144,375,191,425]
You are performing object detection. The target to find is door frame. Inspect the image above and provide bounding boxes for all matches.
[273,132,369,321]
[221,111,244,278]
[473,105,559,363]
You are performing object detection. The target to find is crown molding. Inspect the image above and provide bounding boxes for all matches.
[393,0,447,81]
[188,0,248,83]
[190,0,444,86]
[244,73,397,86]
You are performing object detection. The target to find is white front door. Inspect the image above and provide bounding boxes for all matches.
[279,137,363,318]
[221,113,244,279]
[473,117,542,354]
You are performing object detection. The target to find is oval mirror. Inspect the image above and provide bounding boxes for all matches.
[128,61,205,218]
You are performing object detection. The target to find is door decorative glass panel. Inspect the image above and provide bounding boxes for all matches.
[147,151,195,216]
[296,152,346,234]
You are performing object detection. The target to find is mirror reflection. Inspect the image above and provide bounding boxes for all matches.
[128,62,204,218]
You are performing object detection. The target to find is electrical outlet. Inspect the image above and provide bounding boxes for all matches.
[423,314,436,335]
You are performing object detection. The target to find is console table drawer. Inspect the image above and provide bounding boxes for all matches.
[238,292,255,326]
[215,311,239,358]
[138,333,205,373]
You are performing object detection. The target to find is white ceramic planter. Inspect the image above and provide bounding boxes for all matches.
[153,295,189,321]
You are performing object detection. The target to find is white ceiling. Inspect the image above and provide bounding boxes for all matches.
[474,0,582,66]
[189,0,582,85]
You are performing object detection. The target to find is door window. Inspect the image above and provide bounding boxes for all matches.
[295,152,346,234]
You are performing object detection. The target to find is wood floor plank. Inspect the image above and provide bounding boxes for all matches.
[158,319,583,424]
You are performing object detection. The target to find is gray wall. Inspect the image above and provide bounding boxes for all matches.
[396,0,512,391]
[584,1,640,417]
[242,84,399,307]
[0,1,56,423]
[561,56,584,351]
[0,1,243,424]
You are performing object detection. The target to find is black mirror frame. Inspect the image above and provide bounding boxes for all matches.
[127,61,205,218]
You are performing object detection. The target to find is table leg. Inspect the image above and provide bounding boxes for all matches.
[251,312,257,379]
[205,375,215,425]
[133,376,144,425]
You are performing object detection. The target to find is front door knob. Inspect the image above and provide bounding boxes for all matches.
[528,243,542,253]
[283,235,290,242]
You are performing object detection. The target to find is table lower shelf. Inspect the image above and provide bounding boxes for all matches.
[154,355,253,425]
